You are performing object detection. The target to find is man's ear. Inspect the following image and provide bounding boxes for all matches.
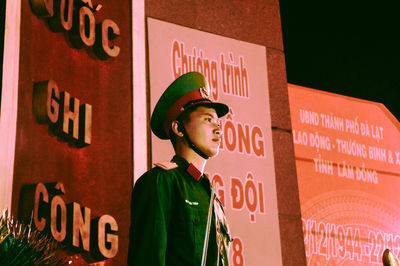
[171,120,184,137]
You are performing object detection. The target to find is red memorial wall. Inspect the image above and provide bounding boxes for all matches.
[4,0,307,264]
[11,0,132,264]
[289,84,400,265]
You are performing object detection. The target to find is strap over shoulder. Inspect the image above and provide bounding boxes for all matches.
[214,197,233,266]
[154,161,178,170]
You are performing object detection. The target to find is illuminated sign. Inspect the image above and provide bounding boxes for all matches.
[33,80,92,146]
[289,84,400,265]
[33,182,118,260]
[25,0,123,261]
[29,0,120,59]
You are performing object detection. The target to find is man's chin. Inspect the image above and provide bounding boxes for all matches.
[207,148,220,158]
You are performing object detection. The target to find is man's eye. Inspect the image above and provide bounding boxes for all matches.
[205,117,212,122]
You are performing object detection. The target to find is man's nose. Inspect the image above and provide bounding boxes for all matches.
[214,122,222,135]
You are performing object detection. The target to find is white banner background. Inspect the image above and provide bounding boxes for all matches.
[147,18,282,265]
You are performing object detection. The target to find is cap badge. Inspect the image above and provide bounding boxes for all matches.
[199,86,211,99]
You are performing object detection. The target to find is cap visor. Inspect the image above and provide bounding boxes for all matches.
[193,102,229,117]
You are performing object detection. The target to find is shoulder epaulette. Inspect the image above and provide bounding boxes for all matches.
[154,161,178,170]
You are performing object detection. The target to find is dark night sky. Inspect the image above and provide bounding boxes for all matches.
[279,0,400,120]
[1,2,398,119]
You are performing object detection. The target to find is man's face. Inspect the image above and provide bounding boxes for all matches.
[183,106,222,158]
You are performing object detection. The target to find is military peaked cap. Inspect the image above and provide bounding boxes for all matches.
[151,72,229,139]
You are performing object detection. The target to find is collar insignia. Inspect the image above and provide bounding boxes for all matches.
[154,161,178,170]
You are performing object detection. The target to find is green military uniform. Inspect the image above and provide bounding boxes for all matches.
[128,156,227,265]
[128,72,232,265]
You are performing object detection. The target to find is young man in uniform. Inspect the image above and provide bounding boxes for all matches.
[128,72,232,265]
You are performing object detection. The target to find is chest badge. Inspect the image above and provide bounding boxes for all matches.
[185,199,199,206]
[199,85,211,100]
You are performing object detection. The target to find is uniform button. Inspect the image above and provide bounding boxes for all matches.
[193,219,199,225]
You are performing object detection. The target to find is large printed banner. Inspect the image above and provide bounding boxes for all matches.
[288,84,400,265]
[147,18,282,265]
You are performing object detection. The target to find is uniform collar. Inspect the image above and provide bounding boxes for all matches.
[172,156,203,181]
